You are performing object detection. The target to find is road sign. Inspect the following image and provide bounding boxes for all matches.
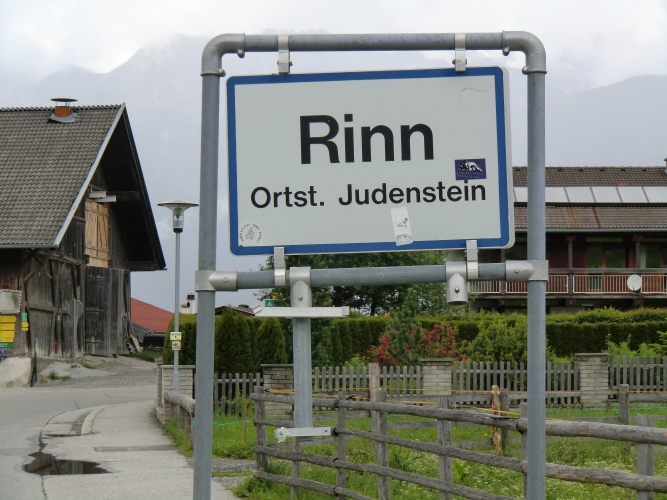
[170,332,182,341]
[227,67,513,255]
[68,299,84,320]
[264,299,277,307]
[171,340,181,351]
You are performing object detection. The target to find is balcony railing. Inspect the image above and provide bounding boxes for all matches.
[467,271,667,296]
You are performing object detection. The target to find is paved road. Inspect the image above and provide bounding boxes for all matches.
[0,357,237,500]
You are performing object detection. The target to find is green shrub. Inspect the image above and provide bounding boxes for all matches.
[162,313,197,365]
[463,314,529,362]
[256,318,287,365]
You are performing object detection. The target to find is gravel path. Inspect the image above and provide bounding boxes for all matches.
[37,355,156,388]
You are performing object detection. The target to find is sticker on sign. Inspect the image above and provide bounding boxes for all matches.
[227,67,513,255]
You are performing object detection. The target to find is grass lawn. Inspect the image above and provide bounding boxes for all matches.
[165,404,667,499]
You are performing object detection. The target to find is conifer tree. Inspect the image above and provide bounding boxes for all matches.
[338,321,353,362]
[256,318,288,365]
[387,288,423,365]
[330,325,344,366]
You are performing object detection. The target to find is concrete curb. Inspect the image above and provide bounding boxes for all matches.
[81,405,107,435]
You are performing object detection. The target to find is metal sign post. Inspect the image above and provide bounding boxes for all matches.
[195,32,546,500]
[68,298,84,363]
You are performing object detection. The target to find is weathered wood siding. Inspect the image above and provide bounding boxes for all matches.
[84,266,129,356]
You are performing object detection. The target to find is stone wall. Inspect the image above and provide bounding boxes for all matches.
[160,364,195,422]
[261,364,293,416]
[421,358,453,396]
[575,353,610,407]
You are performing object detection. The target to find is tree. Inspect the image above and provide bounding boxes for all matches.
[256,318,288,365]
[386,288,423,365]
[215,307,253,375]
[257,250,452,317]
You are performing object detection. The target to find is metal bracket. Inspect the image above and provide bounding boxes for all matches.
[207,270,238,291]
[252,305,349,318]
[195,270,215,291]
[505,260,549,282]
[274,247,286,287]
[465,240,479,281]
[453,33,467,72]
[277,35,292,74]
[274,427,331,443]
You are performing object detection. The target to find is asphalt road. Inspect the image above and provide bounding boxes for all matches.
[0,356,238,500]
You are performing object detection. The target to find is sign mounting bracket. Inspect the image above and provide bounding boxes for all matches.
[454,33,467,72]
[277,35,291,74]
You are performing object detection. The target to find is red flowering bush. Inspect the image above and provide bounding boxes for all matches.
[367,323,466,367]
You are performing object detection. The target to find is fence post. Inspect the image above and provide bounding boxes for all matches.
[619,384,630,425]
[499,389,510,454]
[369,362,380,402]
[371,390,390,500]
[520,402,528,496]
[254,386,266,472]
[421,358,454,396]
[575,353,610,407]
[637,414,655,500]
[336,391,347,500]
[491,385,501,455]
[213,372,218,411]
[437,396,453,500]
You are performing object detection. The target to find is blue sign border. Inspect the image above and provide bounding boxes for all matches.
[227,67,510,256]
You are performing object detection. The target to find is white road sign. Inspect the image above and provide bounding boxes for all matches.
[227,67,513,255]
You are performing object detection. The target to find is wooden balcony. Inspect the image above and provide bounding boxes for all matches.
[468,269,667,297]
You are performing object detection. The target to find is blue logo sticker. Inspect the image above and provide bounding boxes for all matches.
[455,159,487,180]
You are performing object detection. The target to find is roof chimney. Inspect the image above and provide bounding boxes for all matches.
[49,98,78,123]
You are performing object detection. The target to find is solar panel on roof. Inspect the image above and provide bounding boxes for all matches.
[617,186,647,203]
[514,187,527,203]
[591,186,621,203]
[545,187,568,203]
[565,187,595,203]
[642,186,667,203]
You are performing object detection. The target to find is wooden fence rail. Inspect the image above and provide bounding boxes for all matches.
[251,391,665,500]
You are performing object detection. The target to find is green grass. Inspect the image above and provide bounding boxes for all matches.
[163,419,193,456]
[131,350,160,362]
[162,404,667,499]
[47,371,70,380]
[80,361,96,369]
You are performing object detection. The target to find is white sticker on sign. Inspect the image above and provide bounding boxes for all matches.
[391,207,413,246]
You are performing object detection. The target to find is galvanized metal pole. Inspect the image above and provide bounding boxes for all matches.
[174,230,180,394]
[193,72,222,500]
[290,267,314,430]
[526,70,547,499]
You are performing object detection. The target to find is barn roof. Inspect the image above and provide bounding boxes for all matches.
[131,298,172,334]
[0,104,165,270]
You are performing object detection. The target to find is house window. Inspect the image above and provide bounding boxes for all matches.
[85,199,109,268]
[587,245,626,268]
[505,243,527,260]
[641,245,661,268]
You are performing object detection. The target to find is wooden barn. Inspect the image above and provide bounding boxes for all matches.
[471,166,667,313]
[0,101,165,358]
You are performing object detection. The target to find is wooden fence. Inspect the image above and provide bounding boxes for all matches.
[214,372,262,415]
[313,365,421,397]
[453,360,579,405]
[251,389,667,500]
[609,356,667,392]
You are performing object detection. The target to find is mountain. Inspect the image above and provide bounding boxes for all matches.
[1,34,666,309]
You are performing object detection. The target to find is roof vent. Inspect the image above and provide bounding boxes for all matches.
[49,98,78,123]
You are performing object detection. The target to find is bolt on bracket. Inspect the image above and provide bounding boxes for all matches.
[201,270,237,291]
[505,260,549,281]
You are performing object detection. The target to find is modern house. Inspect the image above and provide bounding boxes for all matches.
[471,166,667,313]
[0,101,165,358]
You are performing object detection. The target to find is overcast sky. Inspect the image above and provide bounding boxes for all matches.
[2,0,667,92]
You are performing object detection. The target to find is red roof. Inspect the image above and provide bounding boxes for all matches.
[131,298,173,334]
